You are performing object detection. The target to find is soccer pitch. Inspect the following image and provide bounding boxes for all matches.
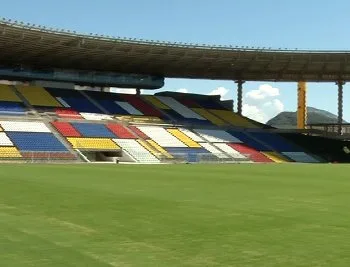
[1,164,350,267]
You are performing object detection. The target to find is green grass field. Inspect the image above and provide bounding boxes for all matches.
[1,164,350,266]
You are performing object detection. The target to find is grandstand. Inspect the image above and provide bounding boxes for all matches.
[0,19,349,164]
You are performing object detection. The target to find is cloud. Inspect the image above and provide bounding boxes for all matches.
[208,87,230,100]
[242,84,284,123]
[176,88,188,93]
[245,84,280,100]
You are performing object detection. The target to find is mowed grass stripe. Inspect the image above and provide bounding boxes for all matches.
[0,164,350,266]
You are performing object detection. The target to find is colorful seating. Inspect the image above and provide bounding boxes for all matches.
[229,143,272,163]
[67,137,120,150]
[16,85,62,107]
[7,132,68,152]
[106,124,136,139]
[0,147,22,158]
[71,123,116,138]
[52,121,81,137]
[0,84,22,102]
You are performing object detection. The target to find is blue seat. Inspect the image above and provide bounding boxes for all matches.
[0,101,25,113]
[249,132,301,152]
[7,132,68,152]
[229,131,269,151]
[71,123,116,138]
[166,147,209,162]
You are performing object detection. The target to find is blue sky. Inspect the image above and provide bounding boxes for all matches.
[2,0,350,121]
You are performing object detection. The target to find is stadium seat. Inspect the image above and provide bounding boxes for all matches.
[0,132,14,146]
[0,121,51,132]
[55,108,83,119]
[0,102,26,113]
[210,109,259,128]
[191,108,227,126]
[212,143,247,159]
[51,121,81,137]
[0,147,22,158]
[143,95,171,110]
[16,85,62,107]
[145,140,173,158]
[156,96,205,120]
[0,84,22,102]
[194,129,242,143]
[199,142,230,159]
[121,95,163,117]
[7,132,68,152]
[71,123,116,138]
[229,143,273,163]
[167,128,201,148]
[165,147,210,162]
[137,126,187,147]
[106,123,136,139]
[128,125,150,139]
[113,139,160,163]
[67,137,120,150]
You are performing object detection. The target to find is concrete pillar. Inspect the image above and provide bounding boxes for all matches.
[336,81,345,135]
[136,88,141,96]
[297,81,307,129]
[235,80,245,115]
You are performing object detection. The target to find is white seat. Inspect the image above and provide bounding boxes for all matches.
[156,96,205,120]
[213,143,246,159]
[194,129,242,143]
[0,121,51,132]
[137,126,187,147]
[113,139,160,163]
[0,132,13,146]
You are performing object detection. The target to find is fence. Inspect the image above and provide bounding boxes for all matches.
[0,151,80,163]
[164,153,251,164]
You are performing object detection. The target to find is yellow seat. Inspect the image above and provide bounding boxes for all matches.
[0,147,22,158]
[16,85,62,107]
[0,84,21,102]
[67,138,120,150]
[167,128,201,148]
[210,109,259,128]
[191,108,227,126]
[262,152,288,163]
[137,139,162,158]
[146,140,173,158]
[143,95,171,109]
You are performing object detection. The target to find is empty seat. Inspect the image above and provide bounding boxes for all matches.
[191,108,226,126]
[229,143,272,163]
[128,125,150,139]
[16,85,62,107]
[213,143,247,159]
[0,121,51,132]
[121,95,163,117]
[107,124,136,139]
[0,147,22,158]
[71,123,116,138]
[156,96,205,120]
[7,132,68,152]
[194,129,242,143]
[67,138,120,150]
[137,126,187,147]
[282,152,319,163]
[210,109,259,128]
[249,132,300,152]
[115,101,143,115]
[178,128,205,142]
[167,128,201,148]
[0,102,26,113]
[80,113,113,121]
[113,139,160,163]
[51,121,81,137]
[143,95,171,110]
[0,84,22,102]
[55,108,83,119]
[199,143,230,159]
[0,132,13,146]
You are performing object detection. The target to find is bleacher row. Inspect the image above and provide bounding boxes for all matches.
[0,84,321,163]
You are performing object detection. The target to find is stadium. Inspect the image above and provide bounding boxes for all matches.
[1,18,350,266]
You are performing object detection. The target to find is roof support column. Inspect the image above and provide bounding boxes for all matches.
[336,80,345,135]
[297,81,307,129]
[235,80,245,115]
[136,88,141,96]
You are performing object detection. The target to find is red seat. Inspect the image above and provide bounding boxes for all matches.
[55,108,82,119]
[51,121,81,137]
[107,123,136,139]
[128,125,149,139]
[229,143,273,163]
[121,95,163,117]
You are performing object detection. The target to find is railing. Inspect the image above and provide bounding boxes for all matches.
[0,151,79,163]
[165,153,251,164]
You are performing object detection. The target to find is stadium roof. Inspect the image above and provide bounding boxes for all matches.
[1,19,350,82]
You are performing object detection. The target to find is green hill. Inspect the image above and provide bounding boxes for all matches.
[267,107,347,128]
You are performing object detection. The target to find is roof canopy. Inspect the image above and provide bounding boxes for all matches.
[1,19,350,82]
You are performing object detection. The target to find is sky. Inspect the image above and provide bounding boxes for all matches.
[2,0,350,122]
